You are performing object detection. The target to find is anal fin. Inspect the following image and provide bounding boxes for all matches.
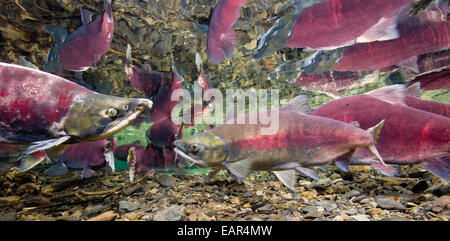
[371,163,401,176]
[44,162,69,176]
[273,170,296,191]
[295,166,320,180]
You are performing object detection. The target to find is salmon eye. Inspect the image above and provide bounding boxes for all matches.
[106,108,118,118]
[191,144,199,153]
[124,104,129,111]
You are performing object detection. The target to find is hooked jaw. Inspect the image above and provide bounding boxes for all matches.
[103,98,152,137]
[173,141,206,167]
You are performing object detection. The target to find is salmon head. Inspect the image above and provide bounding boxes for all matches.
[174,131,228,168]
[65,93,152,142]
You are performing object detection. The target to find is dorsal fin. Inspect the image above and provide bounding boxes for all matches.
[406,82,421,98]
[365,85,407,106]
[281,95,311,114]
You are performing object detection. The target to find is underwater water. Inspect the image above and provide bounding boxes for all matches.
[0,0,449,222]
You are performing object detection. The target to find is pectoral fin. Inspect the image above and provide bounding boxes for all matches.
[223,159,253,184]
[25,136,71,155]
[273,170,296,191]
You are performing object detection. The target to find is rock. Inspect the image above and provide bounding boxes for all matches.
[381,215,411,221]
[87,211,118,221]
[243,191,253,198]
[431,196,450,213]
[119,200,140,212]
[0,196,20,207]
[376,197,406,210]
[342,208,357,215]
[350,214,371,221]
[122,184,143,196]
[0,211,16,221]
[257,204,274,212]
[85,204,108,216]
[153,205,186,221]
[305,210,323,219]
[332,215,343,221]
[344,190,360,199]
[315,201,338,212]
[156,174,176,187]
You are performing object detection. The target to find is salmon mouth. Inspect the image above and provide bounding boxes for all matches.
[98,99,153,140]
[174,147,206,167]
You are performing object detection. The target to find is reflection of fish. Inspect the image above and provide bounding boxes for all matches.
[207,0,247,64]
[125,44,163,98]
[175,95,385,190]
[405,83,450,118]
[291,5,449,75]
[0,63,152,171]
[407,69,450,91]
[312,85,450,179]
[254,0,411,58]
[287,0,413,51]
[291,70,380,96]
[44,0,114,72]
[45,138,116,179]
[333,7,450,72]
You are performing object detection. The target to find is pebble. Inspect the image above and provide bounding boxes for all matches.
[344,190,360,199]
[87,211,117,221]
[156,174,176,187]
[0,211,16,221]
[376,197,406,210]
[257,204,274,212]
[153,205,186,221]
[119,200,140,212]
[431,196,450,213]
[350,214,370,221]
[305,211,323,219]
[381,215,411,221]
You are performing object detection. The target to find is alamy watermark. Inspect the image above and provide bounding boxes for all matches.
[171,83,280,135]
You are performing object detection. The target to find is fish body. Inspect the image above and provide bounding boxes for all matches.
[333,9,450,71]
[404,83,450,118]
[287,0,413,50]
[175,96,385,189]
[45,0,114,72]
[45,138,116,178]
[0,63,152,171]
[125,44,163,98]
[207,0,247,64]
[311,85,450,179]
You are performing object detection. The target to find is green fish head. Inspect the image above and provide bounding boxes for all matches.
[174,131,228,168]
[64,93,152,141]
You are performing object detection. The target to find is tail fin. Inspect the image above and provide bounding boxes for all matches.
[44,25,67,44]
[104,0,113,21]
[44,25,67,73]
[366,119,386,165]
